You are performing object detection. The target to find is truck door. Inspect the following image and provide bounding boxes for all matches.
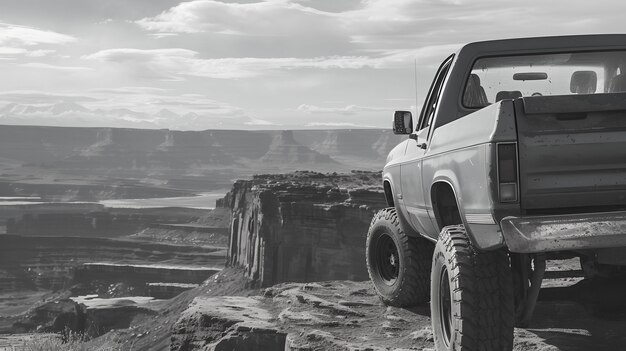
[400,56,453,239]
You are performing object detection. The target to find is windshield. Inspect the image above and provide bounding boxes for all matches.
[463,50,626,108]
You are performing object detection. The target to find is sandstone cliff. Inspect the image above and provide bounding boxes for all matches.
[219,171,387,287]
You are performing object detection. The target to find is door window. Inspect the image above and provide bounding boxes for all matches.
[417,55,454,134]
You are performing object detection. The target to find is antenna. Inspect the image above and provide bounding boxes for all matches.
[414,59,419,116]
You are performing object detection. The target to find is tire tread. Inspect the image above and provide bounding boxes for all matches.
[435,225,514,350]
[366,208,433,306]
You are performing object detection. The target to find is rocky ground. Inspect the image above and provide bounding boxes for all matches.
[165,272,626,351]
[4,266,616,351]
[4,261,626,351]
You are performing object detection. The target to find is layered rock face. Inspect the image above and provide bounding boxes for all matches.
[219,171,387,287]
[5,206,204,237]
[0,235,226,292]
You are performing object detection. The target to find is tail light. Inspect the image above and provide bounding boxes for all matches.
[497,143,518,202]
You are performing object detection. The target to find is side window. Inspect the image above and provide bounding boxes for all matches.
[417,55,454,132]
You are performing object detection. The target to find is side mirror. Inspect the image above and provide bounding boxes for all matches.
[393,111,413,135]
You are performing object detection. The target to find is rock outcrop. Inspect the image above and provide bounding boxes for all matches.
[219,171,388,287]
[11,299,87,334]
[170,275,626,351]
[10,297,158,338]
[170,280,434,351]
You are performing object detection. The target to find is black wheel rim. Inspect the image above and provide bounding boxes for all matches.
[439,267,452,347]
[375,232,400,285]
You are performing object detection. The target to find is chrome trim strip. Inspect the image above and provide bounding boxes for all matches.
[465,213,496,225]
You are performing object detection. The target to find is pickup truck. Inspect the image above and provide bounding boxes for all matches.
[365,34,626,351]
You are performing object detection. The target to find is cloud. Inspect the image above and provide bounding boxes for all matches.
[0,90,268,130]
[18,63,93,71]
[0,91,98,104]
[135,0,626,61]
[88,86,169,95]
[26,50,56,57]
[0,47,28,55]
[84,48,395,79]
[5,0,626,131]
[82,88,248,117]
[305,122,377,128]
[135,0,338,36]
[0,47,55,57]
[297,104,390,115]
[82,44,460,80]
[0,23,73,60]
[0,89,244,119]
[244,117,276,126]
[0,22,76,46]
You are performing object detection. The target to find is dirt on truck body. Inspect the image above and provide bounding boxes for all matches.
[365,35,626,351]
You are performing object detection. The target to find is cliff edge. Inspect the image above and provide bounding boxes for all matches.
[218,171,387,287]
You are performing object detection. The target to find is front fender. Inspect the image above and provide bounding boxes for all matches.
[383,167,422,239]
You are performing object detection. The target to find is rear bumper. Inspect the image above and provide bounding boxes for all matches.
[501,210,626,253]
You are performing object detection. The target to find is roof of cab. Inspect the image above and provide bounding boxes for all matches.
[459,34,626,57]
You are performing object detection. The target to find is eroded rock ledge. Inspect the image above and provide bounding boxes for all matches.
[171,280,434,351]
[218,171,387,287]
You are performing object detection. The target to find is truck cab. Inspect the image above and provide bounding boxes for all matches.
[366,35,626,351]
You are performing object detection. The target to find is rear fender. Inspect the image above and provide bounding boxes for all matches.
[430,172,504,250]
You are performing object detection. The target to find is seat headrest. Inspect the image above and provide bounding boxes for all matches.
[464,74,489,107]
[610,74,626,93]
[570,71,597,94]
[495,90,522,102]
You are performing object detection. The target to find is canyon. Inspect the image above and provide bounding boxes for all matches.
[3,124,624,351]
[0,124,408,349]
[3,170,626,351]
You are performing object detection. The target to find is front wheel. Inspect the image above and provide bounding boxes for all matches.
[431,225,514,351]
[366,208,433,307]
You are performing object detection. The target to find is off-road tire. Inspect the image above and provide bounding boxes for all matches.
[431,225,514,351]
[366,208,433,307]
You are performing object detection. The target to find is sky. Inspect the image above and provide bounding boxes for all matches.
[0,0,625,130]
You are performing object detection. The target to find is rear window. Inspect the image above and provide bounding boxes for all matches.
[463,50,626,108]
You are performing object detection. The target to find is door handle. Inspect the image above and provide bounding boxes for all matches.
[410,134,427,149]
[397,193,403,200]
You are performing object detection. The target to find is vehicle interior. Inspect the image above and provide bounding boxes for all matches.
[463,50,626,108]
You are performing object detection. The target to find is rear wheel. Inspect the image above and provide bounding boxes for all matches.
[431,225,514,351]
[366,208,433,306]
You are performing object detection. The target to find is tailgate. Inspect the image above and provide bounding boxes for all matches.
[515,93,626,212]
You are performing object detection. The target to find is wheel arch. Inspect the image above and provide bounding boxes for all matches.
[383,180,394,207]
[430,172,506,251]
[382,173,422,239]
[430,176,466,232]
